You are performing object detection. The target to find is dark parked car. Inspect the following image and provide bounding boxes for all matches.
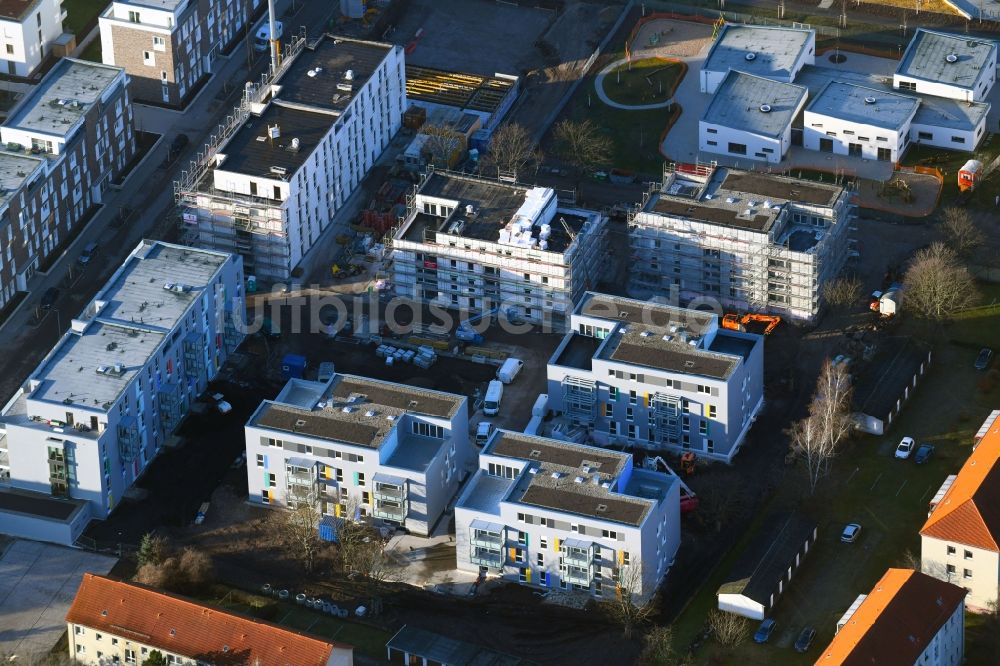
[171,133,189,155]
[794,627,816,653]
[40,287,59,310]
[914,444,935,464]
[975,348,994,370]
[753,618,777,644]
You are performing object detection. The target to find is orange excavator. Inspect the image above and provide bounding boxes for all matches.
[721,313,782,335]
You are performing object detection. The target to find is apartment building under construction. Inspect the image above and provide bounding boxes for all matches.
[629,164,855,320]
[174,34,405,282]
[389,171,609,331]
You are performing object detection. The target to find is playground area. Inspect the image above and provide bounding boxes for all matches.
[852,170,943,217]
[600,58,686,108]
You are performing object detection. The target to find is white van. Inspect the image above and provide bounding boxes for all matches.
[254,20,283,52]
[484,380,503,416]
[497,357,524,384]
[475,421,494,446]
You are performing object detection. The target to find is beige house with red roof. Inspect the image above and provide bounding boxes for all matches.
[921,412,1000,612]
[66,574,353,666]
[815,568,965,665]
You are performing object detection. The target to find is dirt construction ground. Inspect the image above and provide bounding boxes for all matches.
[392,0,624,140]
[630,17,713,58]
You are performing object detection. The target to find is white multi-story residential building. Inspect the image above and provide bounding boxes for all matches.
[0,240,245,545]
[921,412,1000,612]
[0,0,65,76]
[176,34,406,282]
[245,373,471,536]
[894,29,996,102]
[547,292,763,464]
[67,573,354,666]
[628,164,853,320]
[0,58,137,308]
[698,70,807,164]
[99,0,264,105]
[699,24,815,94]
[390,171,608,332]
[454,429,680,601]
[817,568,966,665]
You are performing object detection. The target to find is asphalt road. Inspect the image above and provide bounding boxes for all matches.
[0,0,338,407]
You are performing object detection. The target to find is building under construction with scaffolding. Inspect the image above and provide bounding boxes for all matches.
[174,33,406,282]
[389,171,608,332]
[628,164,855,320]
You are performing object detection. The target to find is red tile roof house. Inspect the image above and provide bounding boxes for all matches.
[920,411,1000,612]
[815,568,966,666]
[65,574,353,666]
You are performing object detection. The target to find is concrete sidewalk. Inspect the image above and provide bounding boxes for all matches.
[0,0,337,405]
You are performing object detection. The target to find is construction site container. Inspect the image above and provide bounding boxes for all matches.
[281,354,307,379]
[959,159,983,192]
[318,516,338,542]
[403,106,427,130]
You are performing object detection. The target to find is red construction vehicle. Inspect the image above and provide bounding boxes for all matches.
[680,452,697,476]
[721,313,782,335]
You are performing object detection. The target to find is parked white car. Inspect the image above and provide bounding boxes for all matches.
[894,436,915,459]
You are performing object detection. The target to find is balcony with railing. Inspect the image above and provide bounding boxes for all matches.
[561,546,593,568]
[470,546,503,569]
[562,564,593,586]
[471,529,504,549]
[372,498,407,522]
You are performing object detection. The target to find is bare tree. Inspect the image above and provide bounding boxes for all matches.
[898,549,921,571]
[707,609,750,648]
[486,123,541,180]
[552,118,612,175]
[941,207,984,258]
[280,488,323,573]
[902,242,979,321]
[789,360,853,494]
[351,535,401,617]
[638,626,689,666]
[134,540,214,594]
[603,559,654,639]
[822,276,863,309]
[138,532,168,567]
[419,124,463,169]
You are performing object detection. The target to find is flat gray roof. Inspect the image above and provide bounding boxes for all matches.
[29,242,231,410]
[796,65,990,132]
[217,102,337,179]
[117,0,187,11]
[277,36,394,113]
[602,327,740,380]
[702,71,807,138]
[896,29,996,90]
[386,626,527,666]
[31,321,165,409]
[6,59,123,138]
[577,292,715,334]
[807,81,919,131]
[487,430,672,527]
[704,24,813,79]
[0,151,44,209]
[251,374,465,450]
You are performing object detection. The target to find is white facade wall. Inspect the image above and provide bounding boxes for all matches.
[245,386,471,536]
[910,602,965,666]
[391,192,607,331]
[910,116,987,153]
[0,242,244,523]
[188,44,405,281]
[802,110,911,162]
[546,313,763,463]
[0,0,64,77]
[699,122,787,164]
[922,535,1000,612]
[67,622,351,666]
[454,457,679,601]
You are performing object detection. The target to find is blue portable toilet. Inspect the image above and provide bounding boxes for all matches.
[281,354,307,379]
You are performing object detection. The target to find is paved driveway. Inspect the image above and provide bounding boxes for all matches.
[0,540,115,659]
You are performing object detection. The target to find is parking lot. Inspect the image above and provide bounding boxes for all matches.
[0,539,115,658]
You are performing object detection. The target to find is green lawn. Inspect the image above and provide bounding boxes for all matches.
[601,58,685,107]
[78,37,102,63]
[198,587,392,660]
[62,0,109,37]
[673,286,1000,664]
